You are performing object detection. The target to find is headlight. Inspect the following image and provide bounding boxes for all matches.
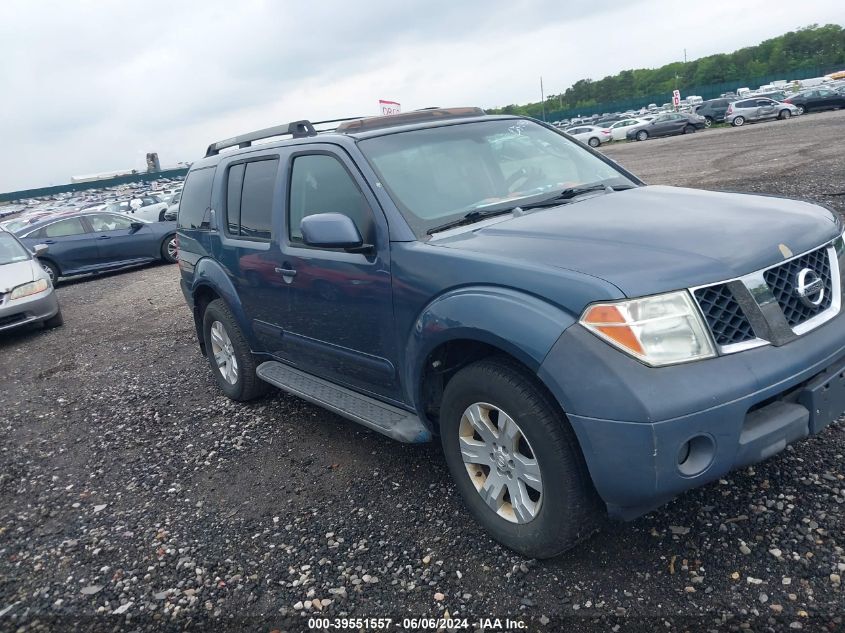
[580,291,716,366]
[9,278,49,300]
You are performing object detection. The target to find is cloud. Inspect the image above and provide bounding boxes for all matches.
[0,0,842,190]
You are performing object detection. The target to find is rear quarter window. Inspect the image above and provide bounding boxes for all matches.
[177,167,216,230]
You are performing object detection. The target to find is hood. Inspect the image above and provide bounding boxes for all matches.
[0,259,36,293]
[433,185,839,297]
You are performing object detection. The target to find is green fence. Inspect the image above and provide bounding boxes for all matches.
[0,167,189,204]
[543,64,844,121]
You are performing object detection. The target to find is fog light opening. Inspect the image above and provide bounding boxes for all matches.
[676,434,715,477]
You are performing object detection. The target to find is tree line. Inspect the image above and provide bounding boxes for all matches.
[490,24,845,117]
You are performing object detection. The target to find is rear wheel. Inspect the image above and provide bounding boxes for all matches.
[778,109,791,120]
[703,116,713,128]
[587,137,600,147]
[202,299,269,401]
[439,357,601,558]
[40,259,59,284]
[161,234,178,263]
[796,105,805,115]
[636,130,648,141]
[732,115,746,127]
[683,125,696,134]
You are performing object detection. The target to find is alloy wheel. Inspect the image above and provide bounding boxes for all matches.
[458,402,543,524]
[42,263,55,283]
[210,321,238,385]
[167,237,178,260]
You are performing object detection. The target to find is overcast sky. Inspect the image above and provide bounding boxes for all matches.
[1,0,842,191]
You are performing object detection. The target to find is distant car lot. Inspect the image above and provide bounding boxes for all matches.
[0,108,843,630]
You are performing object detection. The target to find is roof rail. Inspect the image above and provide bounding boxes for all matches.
[205,120,317,157]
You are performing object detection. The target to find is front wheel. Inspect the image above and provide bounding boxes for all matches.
[587,137,600,147]
[778,109,791,120]
[40,259,59,284]
[703,116,713,128]
[202,299,269,401]
[636,130,648,141]
[42,308,64,329]
[161,234,178,263]
[683,125,696,134]
[439,357,601,558]
[796,105,805,115]
[731,116,745,127]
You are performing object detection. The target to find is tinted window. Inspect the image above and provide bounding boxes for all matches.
[289,154,371,243]
[177,167,215,230]
[88,213,134,231]
[237,159,277,240]
[226,163,245,235]
[43,218,88,237]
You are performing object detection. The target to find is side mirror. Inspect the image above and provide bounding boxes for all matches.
[33,244,49,257]
[130,221,145,232]
[300,213,366,250]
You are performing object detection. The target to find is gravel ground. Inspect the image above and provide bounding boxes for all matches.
[2,111,845,633]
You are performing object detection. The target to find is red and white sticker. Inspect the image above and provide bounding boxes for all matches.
[378,99,401,116]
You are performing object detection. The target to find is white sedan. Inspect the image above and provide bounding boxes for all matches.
[607,118,650,141]
[563,125,612,147]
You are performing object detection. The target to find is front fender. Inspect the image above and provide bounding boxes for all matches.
[191,257,259,351]
[404,286,576,409]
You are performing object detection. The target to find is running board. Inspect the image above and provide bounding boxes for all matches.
[256,361,432,444]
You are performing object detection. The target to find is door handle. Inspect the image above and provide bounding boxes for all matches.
[43,239,56,244]
[97,235,111,240]
[274,267,297,276]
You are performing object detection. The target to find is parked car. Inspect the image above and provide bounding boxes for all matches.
[564,125,612,147]
[14,211,178,283]
[693,98,733,126]
[164,191,181,221]
[607,118,648,141]
[725,98,800,126]
[177,108,845,558]
[625,112,706,141]
[127,195,169,222]
[0,230,62,332]
[783,88,845,114]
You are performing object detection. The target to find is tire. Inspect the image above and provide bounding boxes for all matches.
[161,234,178,263]
[636,130,648,141]
[703,116,713,128]
[42,308,64,329]
[158,209,166,222]
[439,357,601,558]
[778,109,791,120]
[796,105,805,115]
[587,137,600,148]
[39,259,59,284]
[683,125,695,134]
[731,116,745,127]
[201,299,269,401]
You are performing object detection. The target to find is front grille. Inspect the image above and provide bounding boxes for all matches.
[763,246,832,327]
[693,284,756,346]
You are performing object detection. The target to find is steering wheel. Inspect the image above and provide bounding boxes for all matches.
[505,167,544,193]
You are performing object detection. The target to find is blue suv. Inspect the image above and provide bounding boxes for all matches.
[178,108,845,557]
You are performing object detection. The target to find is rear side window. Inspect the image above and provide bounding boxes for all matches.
[36,218,88,238]
[177,167,215,230]
[225,159,277,240]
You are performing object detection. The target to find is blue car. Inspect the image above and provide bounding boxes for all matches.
[177,108,845,558]
[14,211,178,283]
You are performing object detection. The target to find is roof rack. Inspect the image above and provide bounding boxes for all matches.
[205,121,317,157]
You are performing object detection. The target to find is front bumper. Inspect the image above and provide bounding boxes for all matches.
[0,287,60,332]
[538,311,845,519]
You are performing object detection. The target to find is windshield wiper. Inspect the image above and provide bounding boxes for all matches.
[426,208,514,235]
[517,184,632,211]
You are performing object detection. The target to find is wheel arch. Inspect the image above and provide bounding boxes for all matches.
[405,286,577,431]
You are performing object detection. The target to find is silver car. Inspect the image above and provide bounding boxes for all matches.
[0,231,62,332]
[725,97,800,127]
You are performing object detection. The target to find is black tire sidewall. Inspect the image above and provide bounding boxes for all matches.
[161,234,177,263]
[440,359,597,558]
[201,299,265,401]
[588,137,600,147]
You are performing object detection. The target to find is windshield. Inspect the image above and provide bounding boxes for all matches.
[358,119,635,236]
[0,231,30,265]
